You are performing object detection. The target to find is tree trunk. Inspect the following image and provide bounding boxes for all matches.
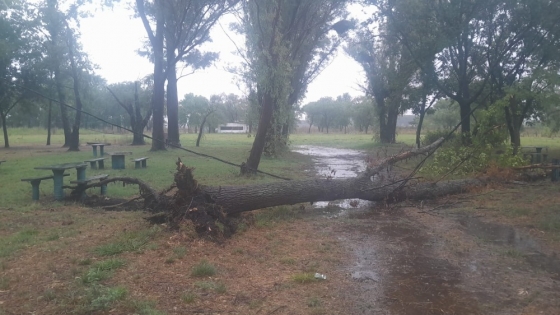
[166,46,180,147]
[1,112,9,148]
[54,65,71,147]
[66,25,82,152]
[196,111,213,147]
[203,177,485,214]
[459,101,471,145]
[46,101,52,145]
[243,92,274,173]
[137,0,167,151]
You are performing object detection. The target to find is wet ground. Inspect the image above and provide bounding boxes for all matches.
[296,145,560,315]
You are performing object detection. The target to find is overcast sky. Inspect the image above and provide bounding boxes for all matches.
[79,2,367,104]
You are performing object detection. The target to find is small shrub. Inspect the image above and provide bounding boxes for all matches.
[191,260,216,277]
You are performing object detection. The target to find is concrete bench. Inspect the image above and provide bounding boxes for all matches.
[22,173,69,201]
[84,157,107,170]
[133,157,149,169]
[0,160,5,165]
[71,174,109,197]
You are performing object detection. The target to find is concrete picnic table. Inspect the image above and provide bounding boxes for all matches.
[107,151,132,169]
[35,162,88,200]
[86,142,111,157]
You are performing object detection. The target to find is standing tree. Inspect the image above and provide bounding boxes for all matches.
[241,0,349,173]
[135,0,237,150]
[106,80,153,145]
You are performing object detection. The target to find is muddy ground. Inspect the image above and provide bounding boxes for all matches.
[296,145,560,315]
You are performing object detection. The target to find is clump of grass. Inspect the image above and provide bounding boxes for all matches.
[193,281,226,293]
[279,257,296,265]
[254,206,299,227]
[503,249,523,258]
[131,300,167,315]
[182,292,197,304]
[215,282,227,294]
[45,232,60,241]
[173,246,187,258]
[77,258,92,266]
[82,259,125,284]
[86,286,127,312]
[0,276,9,290]
[93,227,160,256]
[539,215,560,233]
[292,273,317,284]
[191,260,216,277]
[307,296,321,307]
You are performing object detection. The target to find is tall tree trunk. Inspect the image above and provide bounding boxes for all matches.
[1,112,9,148]
[166,45,180,147]
[459,101,471,145]
[150,4,167,151]
[243,93,274,174]
[66,25,82,152]
[46,101,52,146]
[54,66,71,147]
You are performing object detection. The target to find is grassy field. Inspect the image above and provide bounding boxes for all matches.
[1,129,560,314]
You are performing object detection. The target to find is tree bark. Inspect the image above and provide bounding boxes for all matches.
[196,110,214,147]
[243,92,274,173]
[203,177,485,214]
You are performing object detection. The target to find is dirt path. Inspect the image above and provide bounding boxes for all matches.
[297,145,560,315]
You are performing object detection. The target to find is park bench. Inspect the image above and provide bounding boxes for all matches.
[133,157,149,169]
[21,173,69,201]
[70,174,109,198]
[84,157,107,170]
[0,160,6,165]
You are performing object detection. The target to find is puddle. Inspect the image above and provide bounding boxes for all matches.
[459,216,560,279]
[293,145,372,217]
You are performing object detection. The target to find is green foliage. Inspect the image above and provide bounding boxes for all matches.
[423,141,526,176]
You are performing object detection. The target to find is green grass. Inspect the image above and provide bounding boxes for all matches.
[84,285,127,312]
[93,226,160,256]
[193,281,226,293]
[82,258,125,284]
[0,228,39,258]
[191,260,217,277]
[254,206,300,227]
[131,300,168,315]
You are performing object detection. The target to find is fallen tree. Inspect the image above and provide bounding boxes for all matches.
[76,138,487,236]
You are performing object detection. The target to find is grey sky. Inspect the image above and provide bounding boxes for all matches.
[79,2,367,104]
